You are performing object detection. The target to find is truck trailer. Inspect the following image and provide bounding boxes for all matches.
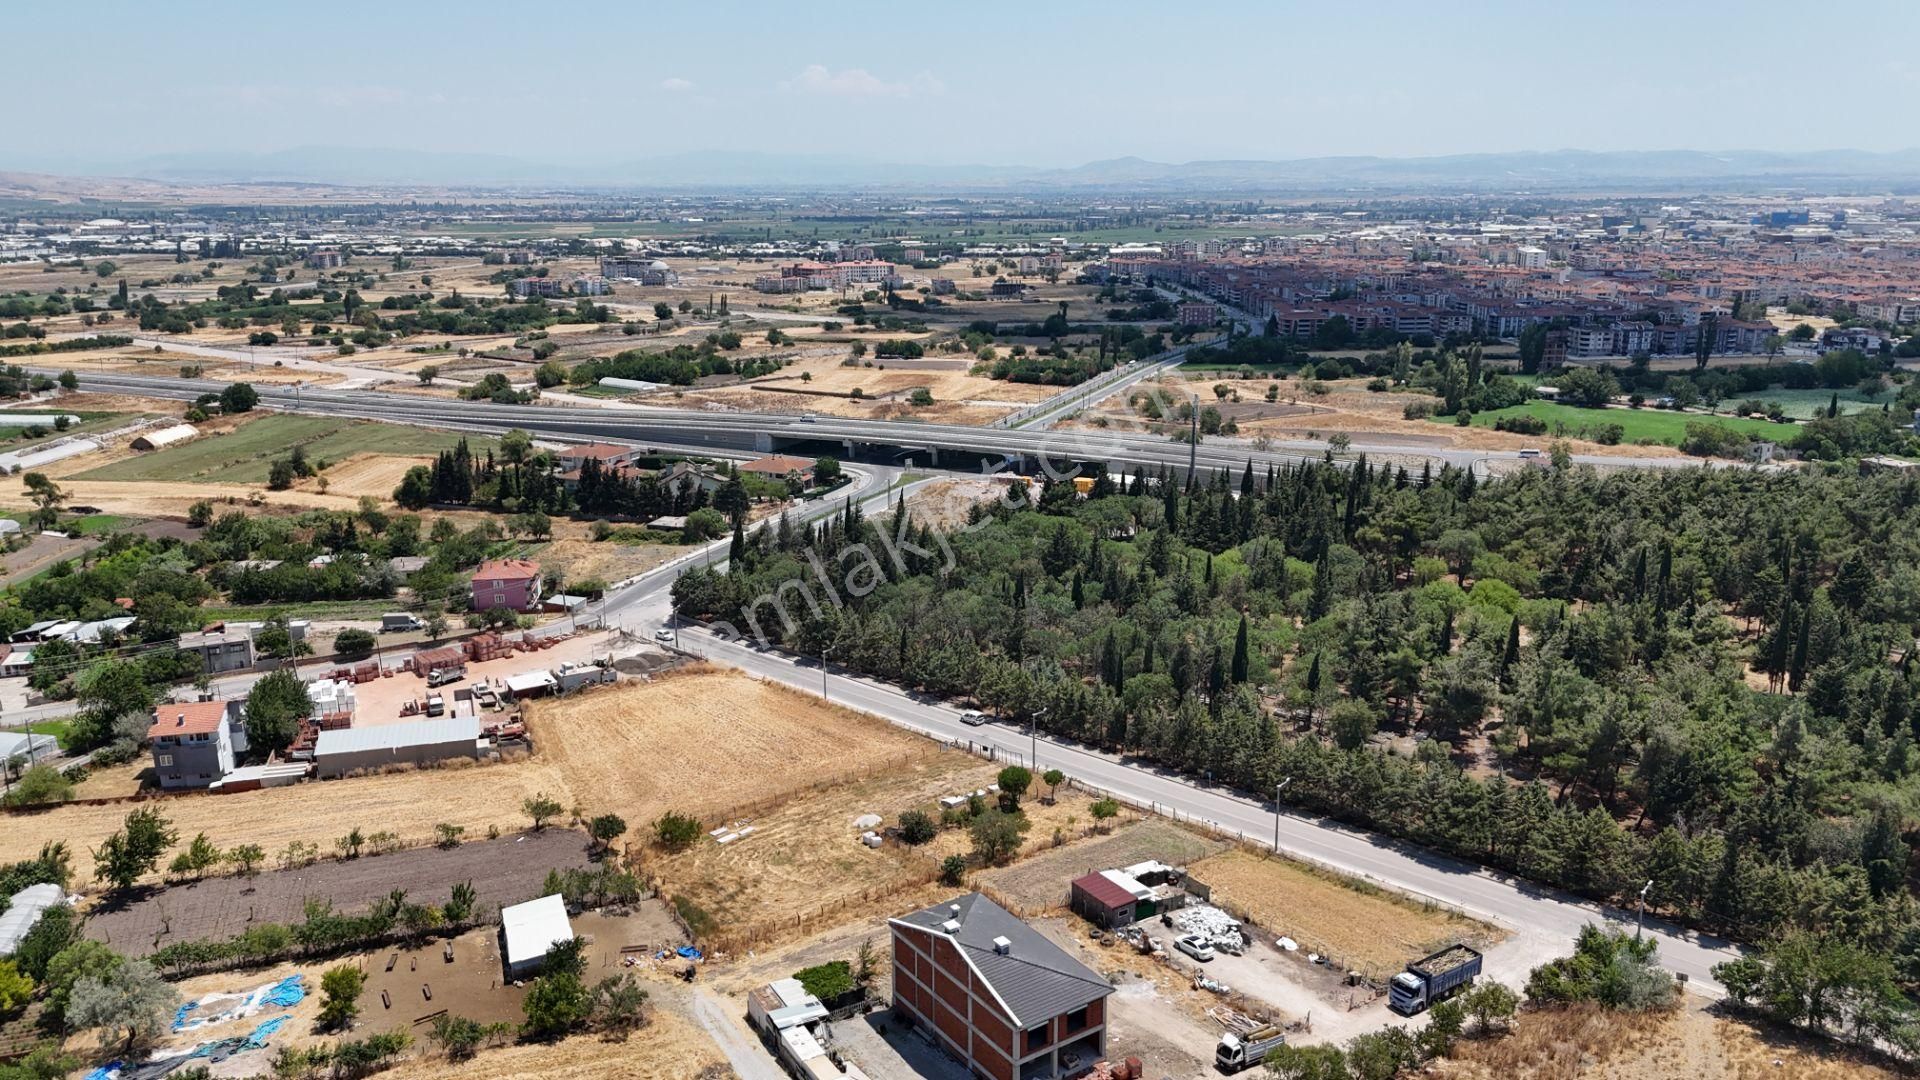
[1388,944,1482,1014]
[1215,1026,1286,1073]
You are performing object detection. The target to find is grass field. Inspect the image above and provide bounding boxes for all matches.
[75,415,489,484]
[1436,401,1786,446]
[1733,386,1891,419]
[1188,848,1500,979]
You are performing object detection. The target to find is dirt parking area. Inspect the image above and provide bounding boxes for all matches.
[1188,848,1500,981]
[84,829,592,957]
[349,628,632,726]
[977,818,1227,912]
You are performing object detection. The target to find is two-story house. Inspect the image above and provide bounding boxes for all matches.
[470,559,543,613]
[891,892,1111,1080]
[148,700,245,790]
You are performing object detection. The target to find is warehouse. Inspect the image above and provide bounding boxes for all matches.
[312,715,482,778]
[501,893,573,980]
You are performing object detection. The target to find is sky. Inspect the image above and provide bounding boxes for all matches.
[10,0,1920,171]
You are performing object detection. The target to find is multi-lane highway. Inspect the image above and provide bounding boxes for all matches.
[58,369,1711,477]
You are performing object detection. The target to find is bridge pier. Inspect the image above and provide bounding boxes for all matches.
[754,432,775,453]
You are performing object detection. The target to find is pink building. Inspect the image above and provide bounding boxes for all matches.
[471,559,543,613]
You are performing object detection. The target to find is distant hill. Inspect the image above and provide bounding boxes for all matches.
[5,146,1920,194]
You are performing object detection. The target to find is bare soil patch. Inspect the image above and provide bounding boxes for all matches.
[379,1007,726,1080]
[84,829,591,957]
[1188,847,1500,980]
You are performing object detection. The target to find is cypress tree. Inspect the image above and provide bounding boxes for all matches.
[1231,614,1250,683]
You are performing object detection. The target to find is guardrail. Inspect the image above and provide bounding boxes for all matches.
[990,352,1181,430]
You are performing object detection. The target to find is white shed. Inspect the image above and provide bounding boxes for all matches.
[0,883,65,956]
[501,894,574,980]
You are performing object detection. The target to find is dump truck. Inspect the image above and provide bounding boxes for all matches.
[1215,1025,1286,1073]
[1388,944,1482,1014]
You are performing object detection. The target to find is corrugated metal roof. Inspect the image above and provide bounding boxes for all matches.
[1072,871,1138,911]
[314,716,480,757]
[891,893,1109,1026]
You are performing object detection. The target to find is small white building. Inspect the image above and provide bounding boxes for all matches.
[501,894,574,980]
[131,423,199,451]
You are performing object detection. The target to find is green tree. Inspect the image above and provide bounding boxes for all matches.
[3,764,73,807]
[938,854,968,886]
[967,808,1029,866]
[652,810,702,850]
[318,965,366,1030]
[68,959,177,1054]
[244,669,312,759]
[897,810,937,845]
[332,628,376,661]
[521,969,590,1039]
[524,793,564,830]
[588,813,628,853]
[218,382,259,413]
[995,765,1031,810]
[21,472,66,531]
[92,808,177,892]
[42,940,121,1023]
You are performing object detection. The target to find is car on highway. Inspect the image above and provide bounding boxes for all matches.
[1175,935,1216,962]
[959,710,987,726]
[654,628,675,643]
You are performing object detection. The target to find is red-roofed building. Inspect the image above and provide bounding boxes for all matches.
[471,559,544,613]
[149,700,243,790]
[555,443,643,472]
[738,455,816,485]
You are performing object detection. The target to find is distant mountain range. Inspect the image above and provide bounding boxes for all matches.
[8,146,1920,193]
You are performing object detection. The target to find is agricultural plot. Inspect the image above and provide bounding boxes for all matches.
[521,666,938,830]
[0,755,572,889]
[977,818,1228,912]
[1187,848,1500,980]
[84,830,591,957]
[77,414,490,484]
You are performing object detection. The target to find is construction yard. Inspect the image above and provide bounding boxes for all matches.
[83,829,592,957]
[1186,847,1501,981]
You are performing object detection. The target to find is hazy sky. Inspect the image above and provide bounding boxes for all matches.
[13,0,1919,167]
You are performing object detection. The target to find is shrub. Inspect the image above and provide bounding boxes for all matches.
[653,811,702,851]
[332,628,376,661]
[897,810,937,845]
[938,855,968,886]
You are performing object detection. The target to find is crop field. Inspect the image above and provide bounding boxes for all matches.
[1732,386,1890,419]
[523,666,938,830]
[0,755,572,890]
[1187,848,1500,979]
[76,414,489,484]
[1435,401,1784,447]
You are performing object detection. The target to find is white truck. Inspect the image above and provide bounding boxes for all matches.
[380,612,422,633]
[1216,1026,1286,1073]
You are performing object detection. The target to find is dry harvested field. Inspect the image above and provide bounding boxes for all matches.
[1188,848,1499,979]
[318,453,430,499]
[523,666,938,829]
[85,829,591,956]
[380,1007,727,1080]
[900,475,1020,531]
[532,536,683,587]
[1436,999,1901,1080]
[0,755,571,890]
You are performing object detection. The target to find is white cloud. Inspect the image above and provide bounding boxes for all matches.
[783,65,942,99]
[660,77,694,93]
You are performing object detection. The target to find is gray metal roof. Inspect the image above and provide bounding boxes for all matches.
[314,716,481,757]
[891,892,1110,1026]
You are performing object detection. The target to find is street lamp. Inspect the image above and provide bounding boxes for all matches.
[1028,707,1047,772]
[821,643,833,703]
[1636,879,1654,939]
[1273,777,1293,853]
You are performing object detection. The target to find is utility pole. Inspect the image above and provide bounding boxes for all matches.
[1273,776,1293,853]
[821,644,832,703]
[1636,879,1653,939]
[1188,392,1199,481]
[1029,707,1047,772]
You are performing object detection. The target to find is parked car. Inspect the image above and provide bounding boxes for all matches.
[959,710,987,726]
[1175,935,1216,962]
